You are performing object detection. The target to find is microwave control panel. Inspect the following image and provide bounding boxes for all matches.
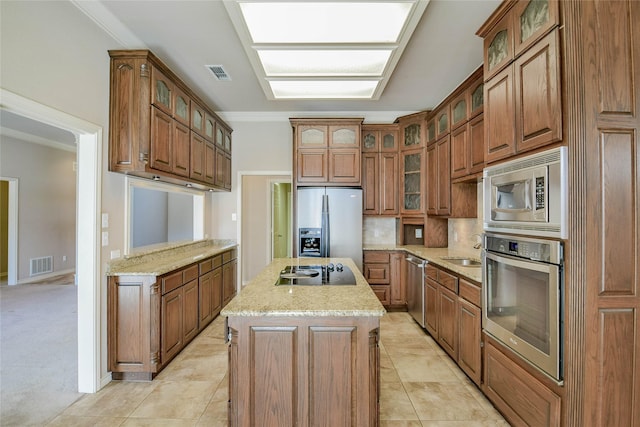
[535,176,545,210]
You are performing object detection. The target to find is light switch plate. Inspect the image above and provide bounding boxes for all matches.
[101,231,109,247]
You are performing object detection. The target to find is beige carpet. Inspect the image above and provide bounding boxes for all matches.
[0,274,82,426]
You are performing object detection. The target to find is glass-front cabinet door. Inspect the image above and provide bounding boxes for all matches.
[151,67,173,115]
[513,0,559,56]
[362,131,378,152]
[401,148,424,213]
[403,123,422,148]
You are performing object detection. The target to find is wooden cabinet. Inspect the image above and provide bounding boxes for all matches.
[457,279,482,386]
[222,250,238,306]
[478,1,562,164]
[108,49,232,191]
[227,315,380,426]
[450,70,485,181]
[483,336,561,427]
[363,250,405,309]
[108,248,237,380]
[514,30,562,153]
[362,125,399,216]
[427,134,476,218]
[291,119,362,186]
[401,147,425,215]
[198,254,223,329]
[424,263,482,386]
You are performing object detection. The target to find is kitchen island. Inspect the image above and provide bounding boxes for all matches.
[221,257,385,427]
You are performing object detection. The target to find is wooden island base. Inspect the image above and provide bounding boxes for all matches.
[226,315,380,427]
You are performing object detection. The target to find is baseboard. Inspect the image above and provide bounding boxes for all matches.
[99,372,113,391]
[17,268,76,285]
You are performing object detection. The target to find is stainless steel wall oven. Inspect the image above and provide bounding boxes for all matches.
[482,232,564,383]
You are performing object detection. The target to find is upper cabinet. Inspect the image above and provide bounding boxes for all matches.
[108,50,232,191]
[478,0,561,164]
[291,118,363,186]
[398,112,429,216]
[361,125,399,216]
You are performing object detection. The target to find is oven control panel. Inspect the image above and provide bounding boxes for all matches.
[485,233,562,264]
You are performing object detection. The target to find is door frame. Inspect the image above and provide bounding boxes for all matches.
[0,88,102,393]
[237,171,291,286]
[0,177,18,285]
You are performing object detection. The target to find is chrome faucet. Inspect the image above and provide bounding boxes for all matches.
[471,233,483,249]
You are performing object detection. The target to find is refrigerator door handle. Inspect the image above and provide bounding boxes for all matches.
[321,194,330,258]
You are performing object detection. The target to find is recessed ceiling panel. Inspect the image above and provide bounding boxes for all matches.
[239,2,413,43]
[224,0,428,100]
[257,49,393,76]
[269,80,379,99]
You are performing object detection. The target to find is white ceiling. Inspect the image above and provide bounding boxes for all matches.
[78,0,500,121]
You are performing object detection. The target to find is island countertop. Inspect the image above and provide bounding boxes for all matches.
[221,257,386,317]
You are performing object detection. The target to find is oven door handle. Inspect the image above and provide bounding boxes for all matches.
[483,250,559,273]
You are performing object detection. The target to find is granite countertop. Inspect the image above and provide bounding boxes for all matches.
[221,257,386,317]
[363,244,482,283]
[106,239,238,276]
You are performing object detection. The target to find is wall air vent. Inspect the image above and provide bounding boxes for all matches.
[206,65,231,81]
[30,256,53,276]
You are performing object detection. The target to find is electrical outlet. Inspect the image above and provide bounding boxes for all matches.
[110,249,121,259]
[101,231,109,247]
[101,213,109,228]
[231,213,237,221]
[62,255,67,262]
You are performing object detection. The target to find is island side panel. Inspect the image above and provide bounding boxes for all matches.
[227,315,380,427]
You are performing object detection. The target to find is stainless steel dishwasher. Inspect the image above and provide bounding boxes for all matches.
[406,255,426,328]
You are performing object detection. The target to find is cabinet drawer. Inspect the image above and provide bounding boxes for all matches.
[370,285,390,305]
[484,340,561,426]
[364,263,390,284]
[364,251,390,263]
[162,270,183,295]
[223,249,237,264]
[183,265,199,283]
[199,258,214,275]
[425,264,438,281]
[213,254,223,269]
[438,270,459,293]
[459,279,481,307]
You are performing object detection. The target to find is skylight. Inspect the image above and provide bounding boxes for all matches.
[223,1,429,100]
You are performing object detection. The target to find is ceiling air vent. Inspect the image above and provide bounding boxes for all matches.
[206,65,231,81]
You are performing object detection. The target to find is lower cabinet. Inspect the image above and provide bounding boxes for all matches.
[227,315,380,426]
[222,254,238,306]
[425,263,482,386]
[363,250,405,310]
[108,248,237,380]
[483,336,561,427]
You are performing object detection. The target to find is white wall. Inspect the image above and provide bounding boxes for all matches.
[212,120,293,240]
[0,137,77,281]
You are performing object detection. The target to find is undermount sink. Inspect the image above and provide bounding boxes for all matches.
[440,257,482,267]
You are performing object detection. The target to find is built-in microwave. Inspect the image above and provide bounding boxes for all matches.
[483,147,567,238]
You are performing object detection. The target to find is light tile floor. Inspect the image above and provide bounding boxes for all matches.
[48,312,509,426]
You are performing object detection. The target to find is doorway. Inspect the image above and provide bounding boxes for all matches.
[239,173,291,285]
[1,89,102,393]
[271,181,292,259]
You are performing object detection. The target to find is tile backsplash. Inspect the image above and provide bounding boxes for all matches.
[363,182,484,254]
[363,217,396,245]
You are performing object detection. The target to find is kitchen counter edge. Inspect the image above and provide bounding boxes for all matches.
[363,244,482,283]
[106,239,238,276]
[221,257,385,318]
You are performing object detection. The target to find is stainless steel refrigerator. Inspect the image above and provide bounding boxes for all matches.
[297,187,363,271]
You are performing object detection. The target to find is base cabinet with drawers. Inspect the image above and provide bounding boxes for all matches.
[425,263,482,386]
[108,248,237,380]
[363,251,405,310]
